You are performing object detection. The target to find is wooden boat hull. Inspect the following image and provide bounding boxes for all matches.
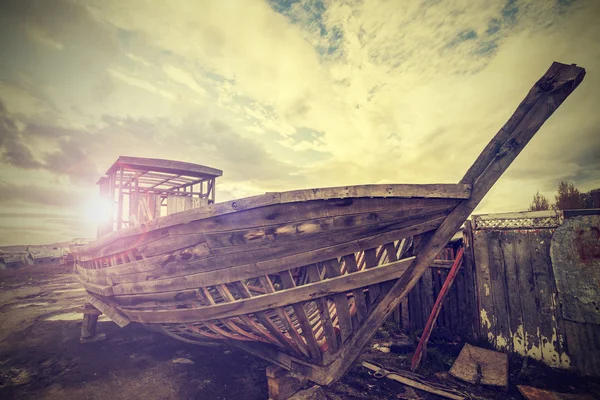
[72,62,586,385]
[74,191,466,350]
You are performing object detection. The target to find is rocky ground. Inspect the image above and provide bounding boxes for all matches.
[1,264,598,400]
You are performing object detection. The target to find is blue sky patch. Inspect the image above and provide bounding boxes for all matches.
[501,0,519,25]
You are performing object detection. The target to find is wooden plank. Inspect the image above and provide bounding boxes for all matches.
[531,230,564,367]
[108,156,223,178]
[363,362,466,400]
[448,270,459,332]
[188,198,457,238]
[473,229,495,345]
[76,228,169,261]
[109,218,441,293]
[120,257,414,324]
[342,254,368,324]
[306,264,339,354]
[280,184,471,203]
[420,266,434,329]
[204,206,453,251]
[85,294,130,328]
[378,242,399,294]
[208,212,450,259]
[408,277,421,331]
[363,248,380,306]
[462,220,478,339]
[440,269,451,329]
[232,281,298,353]
[258,275,311,358]
[514,232,541,360]
[501,233,522,355]
[322,259,353,343]
[212,285,272,343]
[488,232,511,351]
[137,233,209,258]
[279,270,323,363]
[77,254,170,278]
[75,275,114,296]
[455,263,466,336]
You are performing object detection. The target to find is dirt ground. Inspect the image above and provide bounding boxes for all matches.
[1,265,598,400]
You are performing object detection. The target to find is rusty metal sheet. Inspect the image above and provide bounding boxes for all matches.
[550,215,600,324]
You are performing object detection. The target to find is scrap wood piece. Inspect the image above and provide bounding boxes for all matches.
[449,344,508,388]
[517,385,596,400]
[411,247,464,371]
[362,361,466,400]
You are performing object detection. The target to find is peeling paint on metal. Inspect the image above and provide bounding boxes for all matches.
[512,324,527,356]
[489,324,570,370]
[480,308,492,329]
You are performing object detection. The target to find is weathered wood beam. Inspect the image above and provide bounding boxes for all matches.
[149,174,182,189]
[117,167,124,230]
[85,294,130,328]
[281,184,471,203]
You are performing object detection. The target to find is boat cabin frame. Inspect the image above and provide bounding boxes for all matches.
[96,156,222,237]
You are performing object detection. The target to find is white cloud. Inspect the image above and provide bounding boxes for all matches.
[162,65,207,97]
[107,68,176,100]
[25,25,65,50]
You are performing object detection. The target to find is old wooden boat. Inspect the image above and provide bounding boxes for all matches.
[72,62,584,385]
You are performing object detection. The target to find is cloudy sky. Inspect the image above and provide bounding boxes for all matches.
[0,0,598,245]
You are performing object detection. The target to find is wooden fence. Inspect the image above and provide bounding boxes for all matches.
[393,236,479,340]
[470,210,600,377]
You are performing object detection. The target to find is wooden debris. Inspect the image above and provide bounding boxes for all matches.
[517,385,596,400]
[362,361,466,400]
[449,344,508,387]
[171,358,195,364]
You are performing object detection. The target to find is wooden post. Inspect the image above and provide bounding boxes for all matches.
[117,167,124,230]
[80,303,106,344]
[211,178,215,204]
[462,220,479,340]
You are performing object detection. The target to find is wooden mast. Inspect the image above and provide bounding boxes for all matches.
[312,61,586,384]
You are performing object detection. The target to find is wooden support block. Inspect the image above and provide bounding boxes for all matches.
[267,365,308,400]
[80,302,106,344]
[80,313,99,339]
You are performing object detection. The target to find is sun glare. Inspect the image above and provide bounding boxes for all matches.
[82,197,113,225]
